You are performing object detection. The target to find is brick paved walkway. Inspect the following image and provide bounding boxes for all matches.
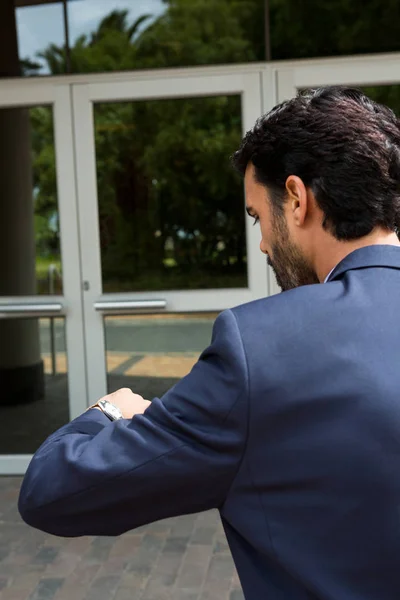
[0,478,244,600]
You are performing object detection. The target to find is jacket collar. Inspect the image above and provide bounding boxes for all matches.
[327,245,400,282]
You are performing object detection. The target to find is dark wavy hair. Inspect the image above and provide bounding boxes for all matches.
[232,86,400,240]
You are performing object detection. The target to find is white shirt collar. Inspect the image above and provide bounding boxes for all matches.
[324,266,336,283]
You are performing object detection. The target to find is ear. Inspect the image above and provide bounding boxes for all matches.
[285,175,308,226]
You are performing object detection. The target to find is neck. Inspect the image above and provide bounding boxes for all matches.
[315,228,400,283]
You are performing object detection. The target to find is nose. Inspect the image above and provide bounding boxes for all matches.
[259,239,268,254]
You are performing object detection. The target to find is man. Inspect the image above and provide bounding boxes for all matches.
[19,87,400,599]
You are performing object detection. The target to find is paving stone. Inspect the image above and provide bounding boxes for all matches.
[213,538,230,555]
[0,577,9,590]
[230,589,245,600]
[43,550,80,578]
[163,536,189,554]
[191,527,216,546]
[1,478,243,600]
[52,564,100,600]
[146,520,172,534]
[114,572,149,599]
[195,512,219,528]
[141,580,174,600]
[200,592,230,600]
[85,575,120,600]
[113,586,142,600]
[33,547,59,565]
[126,533,164,576]
[85,537,115,563]
[174,592,199,600]
[200,554,236,600]
[145,550,182,586]
[109,533,142,559]
[171,514,198,537]
[1,573,43,600]
[0,544,10,561]
[28,578,65,600]
[175,545,211,591]
[65,537,92,555]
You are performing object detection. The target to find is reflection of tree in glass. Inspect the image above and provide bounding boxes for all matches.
[30,106,63,293]
[269,0,400,60]
[30,1,261,291]
[94,95,245,291]
[29,0,400,291]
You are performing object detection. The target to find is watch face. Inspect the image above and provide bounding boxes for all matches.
[99,399,123,420]
[108,405,122,419]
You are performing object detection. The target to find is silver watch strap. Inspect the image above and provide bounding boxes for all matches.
[96,399,124,421]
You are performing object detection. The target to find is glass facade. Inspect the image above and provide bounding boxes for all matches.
[16,1,66,75]
[9,0,400,80]
[12,0,266,77]
[1,1,399,472]
[269,0,400,60]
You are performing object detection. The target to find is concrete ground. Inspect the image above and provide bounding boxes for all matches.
[0,478,244,600]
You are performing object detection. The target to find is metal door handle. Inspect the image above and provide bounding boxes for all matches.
[0,302,64,319]
[94,299,167,313]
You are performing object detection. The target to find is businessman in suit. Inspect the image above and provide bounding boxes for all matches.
[19,86,400,599]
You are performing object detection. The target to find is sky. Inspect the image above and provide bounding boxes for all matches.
[16,0,166,73]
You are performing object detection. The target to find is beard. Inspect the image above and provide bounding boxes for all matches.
[267,211,320,292]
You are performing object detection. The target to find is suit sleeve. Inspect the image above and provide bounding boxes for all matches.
[18,309,249,537]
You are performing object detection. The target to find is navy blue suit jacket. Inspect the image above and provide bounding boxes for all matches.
[19,246,400,599]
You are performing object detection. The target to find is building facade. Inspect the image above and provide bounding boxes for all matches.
[1,0,400,474]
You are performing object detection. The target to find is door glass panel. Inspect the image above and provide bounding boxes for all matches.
[93,95,247,293]
[105,313,217,397]
[270,1,400,61]
[0,317,69,455]
[0,105,62,296]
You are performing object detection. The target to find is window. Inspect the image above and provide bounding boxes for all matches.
[10,0,267,78]
[270,0,400,60]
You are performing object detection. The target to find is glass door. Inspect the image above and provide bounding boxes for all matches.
[0,81,87,474]
[72,68,268,403]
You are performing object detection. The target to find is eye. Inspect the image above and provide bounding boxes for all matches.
[252,216,259,226]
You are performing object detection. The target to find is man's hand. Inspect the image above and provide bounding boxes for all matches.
[91,388,151,419]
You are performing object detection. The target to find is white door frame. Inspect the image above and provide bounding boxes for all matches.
[274,51,400,103]
[2,51,400,472]
[0,82,87,474]
[71,68,269,403]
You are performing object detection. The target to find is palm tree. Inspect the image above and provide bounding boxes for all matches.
[37,10,152,74]
[90,10,152,45]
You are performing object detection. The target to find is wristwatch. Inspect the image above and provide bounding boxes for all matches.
[92,398,124,421]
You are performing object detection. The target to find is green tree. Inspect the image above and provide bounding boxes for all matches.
[31,106,59,257]
[269,0,400,60]
[33,2,257,291]
[31,0,400,292]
